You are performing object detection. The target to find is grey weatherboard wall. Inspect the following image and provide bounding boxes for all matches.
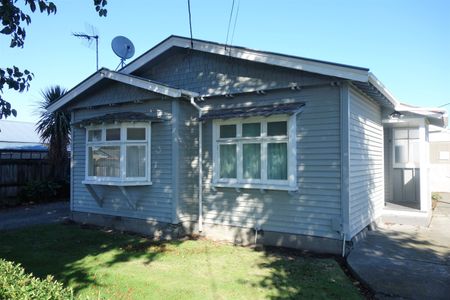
[347,87,384,237]
[71,93,175,224]
[197,87,343,240]
[142,49,346,240]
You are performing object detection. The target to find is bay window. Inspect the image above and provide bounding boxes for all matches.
[213,115,297,190]
[83,122,151,185]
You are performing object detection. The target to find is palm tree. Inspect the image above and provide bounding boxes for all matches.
[36,86,70,180]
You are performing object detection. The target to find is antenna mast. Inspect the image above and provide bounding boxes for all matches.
[73,32,99,71]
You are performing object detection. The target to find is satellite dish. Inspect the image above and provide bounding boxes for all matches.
[111,36,135,70]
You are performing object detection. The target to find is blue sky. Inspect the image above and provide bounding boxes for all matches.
[3,0,450,123]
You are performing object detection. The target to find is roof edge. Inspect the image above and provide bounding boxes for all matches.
[47,68,198,113]
[121,35,370,82]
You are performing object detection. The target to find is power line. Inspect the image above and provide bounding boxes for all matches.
[230,0,241,46]
[224,0,235,50]
[187,0,194,48]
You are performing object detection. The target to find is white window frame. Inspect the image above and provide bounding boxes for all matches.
[82,122,152,186]
[212,114,297,191]
[392,127,420,169]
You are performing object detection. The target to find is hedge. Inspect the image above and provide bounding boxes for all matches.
[0,259,73,299]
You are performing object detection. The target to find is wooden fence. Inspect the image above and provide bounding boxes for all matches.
[0,150,52,199]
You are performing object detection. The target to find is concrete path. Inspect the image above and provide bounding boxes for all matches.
[347,200,450,300]
[0,201,70,231]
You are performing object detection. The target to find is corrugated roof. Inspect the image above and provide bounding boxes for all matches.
[0,120,42,144]
[199,102,305,121]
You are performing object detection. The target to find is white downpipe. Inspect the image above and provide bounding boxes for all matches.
[341,233,346,257]
[189,97,203,232]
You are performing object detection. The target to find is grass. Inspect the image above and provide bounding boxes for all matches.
[0,224,363,299]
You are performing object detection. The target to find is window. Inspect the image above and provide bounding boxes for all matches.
[393,128,420,168]
[213,115,297,190]
[84,122,151,185]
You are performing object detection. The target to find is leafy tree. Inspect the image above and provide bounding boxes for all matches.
[36,85,69,180]
[0,0,108,119]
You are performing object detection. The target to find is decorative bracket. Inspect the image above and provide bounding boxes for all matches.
[118,186,138,210]
[85,184,104,207]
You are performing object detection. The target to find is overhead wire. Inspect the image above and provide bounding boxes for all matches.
[230,0,241,47]
[187,0,194,48]
[224,0,236,50]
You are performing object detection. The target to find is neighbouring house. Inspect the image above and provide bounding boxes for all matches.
[0,120,47,152]
[0,120,48,199]
[47,36,447,254]
[428,129,450,193]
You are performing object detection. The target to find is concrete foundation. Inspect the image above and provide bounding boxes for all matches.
[71,211,183,240]
[72,211,343,254]
[195,223,342,254]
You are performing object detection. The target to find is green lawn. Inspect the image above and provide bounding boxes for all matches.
[0,224,362,299]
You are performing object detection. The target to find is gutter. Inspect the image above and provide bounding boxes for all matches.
[368,72,399,107]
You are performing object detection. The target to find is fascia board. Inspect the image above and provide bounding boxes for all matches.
[368,73,399,107]
[47,71,104,113]
[100,70,182,98]
[122,36,369,82]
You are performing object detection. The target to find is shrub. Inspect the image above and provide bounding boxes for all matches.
[0,259,73,299]
[18,180,69,203]
[432,192,442,201]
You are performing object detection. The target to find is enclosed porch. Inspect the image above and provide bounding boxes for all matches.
[382,114,432,226]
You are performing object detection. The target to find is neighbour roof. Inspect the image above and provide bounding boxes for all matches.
[73,112,164,126]
[0,120,42,144]
[199,102,305,121]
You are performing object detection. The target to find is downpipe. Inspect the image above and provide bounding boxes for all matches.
[189,97,203,232]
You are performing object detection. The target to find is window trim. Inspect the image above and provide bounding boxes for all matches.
[84,122,152,185]
[212,115,297,191]
[392,127,420,169]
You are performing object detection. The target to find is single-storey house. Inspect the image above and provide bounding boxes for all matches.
[48,36,447,254]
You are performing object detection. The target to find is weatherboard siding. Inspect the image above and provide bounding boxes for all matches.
[71,101,173,223]
[140,50,332,95]
[199,87,343,239]
[71,81,161,109]
[177,101,200,222]
[348,88,384,237]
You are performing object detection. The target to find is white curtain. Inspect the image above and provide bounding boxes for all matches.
[126,145,146,177]
[220,144,237,178]
[267,143,287,180]
[243,143,261,179]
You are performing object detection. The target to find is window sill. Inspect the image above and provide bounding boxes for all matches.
[82,180,152,186]
[393,164,420,169]
[212,182,298,192]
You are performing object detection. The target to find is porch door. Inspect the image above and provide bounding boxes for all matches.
[391,128,421,209]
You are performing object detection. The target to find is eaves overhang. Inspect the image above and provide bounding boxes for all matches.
[46,68,198,113]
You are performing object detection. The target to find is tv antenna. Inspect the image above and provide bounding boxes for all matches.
[111,36,135,70]
[72,24,99,70]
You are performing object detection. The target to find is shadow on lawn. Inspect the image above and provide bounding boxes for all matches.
[254,248,363,300]
[0,223,189,295]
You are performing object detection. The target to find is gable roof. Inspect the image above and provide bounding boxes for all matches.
[47,68,199,113]
[123,35,370,82]
[47,35,446,128]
